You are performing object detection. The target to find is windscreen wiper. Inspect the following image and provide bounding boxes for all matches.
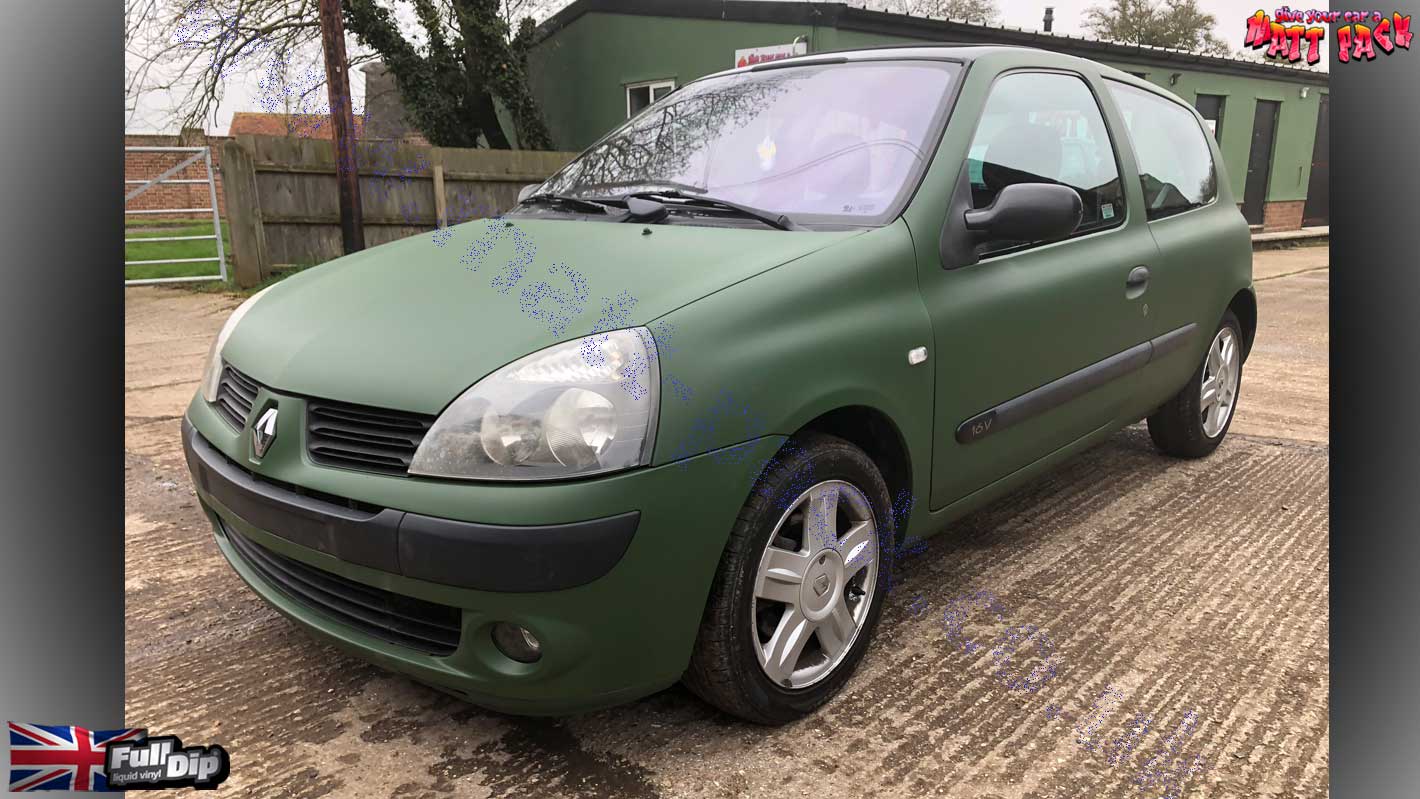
[518,193,624,216]
[619,190,803,231]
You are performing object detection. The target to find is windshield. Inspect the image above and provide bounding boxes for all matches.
[535,60,962,226]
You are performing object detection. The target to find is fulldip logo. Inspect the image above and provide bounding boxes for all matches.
[105,735,230,790]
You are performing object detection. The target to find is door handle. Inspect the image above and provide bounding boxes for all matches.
[1125,265,1150,299]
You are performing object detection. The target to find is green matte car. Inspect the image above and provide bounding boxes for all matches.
[182,45,1254,724]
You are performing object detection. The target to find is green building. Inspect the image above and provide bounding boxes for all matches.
[527,0,1330,231]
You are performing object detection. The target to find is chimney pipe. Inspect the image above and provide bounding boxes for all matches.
[1043,6,1055,31]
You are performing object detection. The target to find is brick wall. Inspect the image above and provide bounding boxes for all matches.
[1262,200,1305,232]
[124,132,229,217]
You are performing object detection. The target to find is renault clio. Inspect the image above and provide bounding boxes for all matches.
[183,46,1255,724]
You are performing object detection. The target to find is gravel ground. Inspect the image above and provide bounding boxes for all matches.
[124,246,1329,798]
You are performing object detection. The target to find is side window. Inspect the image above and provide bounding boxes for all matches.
[967,72,1125,256]
[1107,81,1219,220]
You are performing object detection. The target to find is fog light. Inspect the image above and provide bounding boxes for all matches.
[491,622,543,663]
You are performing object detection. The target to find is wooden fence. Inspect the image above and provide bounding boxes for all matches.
[218,135,578,286]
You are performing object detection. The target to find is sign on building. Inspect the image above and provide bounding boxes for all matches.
[734,41,808,68]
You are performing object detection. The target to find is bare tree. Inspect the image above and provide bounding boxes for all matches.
[126,0,330,131]
[851,0,1001,25]
[499,0,564,29]
[126,0,569,143]
[1084,0,1231,55]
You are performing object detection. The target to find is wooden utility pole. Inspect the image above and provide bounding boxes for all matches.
[318,0,364,253]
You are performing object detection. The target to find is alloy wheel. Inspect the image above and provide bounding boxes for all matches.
[750,480,879,689]
[1200,326,1241,437]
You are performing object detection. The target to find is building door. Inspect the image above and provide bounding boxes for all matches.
[1242,100,1280,226]
[1302,95,1329,227]
[1195,94,1225,142]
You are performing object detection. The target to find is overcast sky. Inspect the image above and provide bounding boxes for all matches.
[126,0,1311,135]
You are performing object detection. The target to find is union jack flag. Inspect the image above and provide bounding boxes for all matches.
[8,722,146,792]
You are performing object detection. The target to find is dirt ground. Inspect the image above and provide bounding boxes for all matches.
[125,245,1329,798]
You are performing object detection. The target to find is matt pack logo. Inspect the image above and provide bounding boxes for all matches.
[1245,7,1413,64]
[7,722,146,792]
[105,736,230,791]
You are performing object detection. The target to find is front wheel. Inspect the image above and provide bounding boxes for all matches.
[1147,310,1244,458]
[683,433,892,725]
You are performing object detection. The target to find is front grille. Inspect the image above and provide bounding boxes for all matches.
[214,366,261,429]
[221,521,462,656]
[306,399,435,476]
[210,439,385,514]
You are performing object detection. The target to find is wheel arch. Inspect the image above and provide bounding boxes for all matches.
[1229,287,1258,362]
[793,405,914,546]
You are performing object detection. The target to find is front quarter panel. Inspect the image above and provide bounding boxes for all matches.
[651,220,934,508]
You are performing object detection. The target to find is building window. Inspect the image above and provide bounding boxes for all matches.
[1195,94,1226,142]
[626,80,675,119]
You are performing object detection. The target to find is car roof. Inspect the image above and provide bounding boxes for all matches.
[705,43,1136,82]
[699,42,1162,100]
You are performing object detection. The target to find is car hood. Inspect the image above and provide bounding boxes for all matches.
[223,218,861,414]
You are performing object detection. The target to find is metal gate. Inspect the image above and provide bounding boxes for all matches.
[124,146,227,285]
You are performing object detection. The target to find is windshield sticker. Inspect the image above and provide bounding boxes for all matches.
[1102,203,1115,220]
[757,135,778,171]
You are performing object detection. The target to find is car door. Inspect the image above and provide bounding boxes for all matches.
[917,68,1159,510]
[1103,79,1250,402]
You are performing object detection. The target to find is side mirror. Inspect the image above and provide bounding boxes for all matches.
[517,184,540,203]
[963,183,1083,244]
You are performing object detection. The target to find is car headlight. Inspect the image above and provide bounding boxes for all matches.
[409,328,660,481]
[199,286,274,403]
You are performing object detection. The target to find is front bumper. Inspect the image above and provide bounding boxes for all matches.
[182,392,781,716]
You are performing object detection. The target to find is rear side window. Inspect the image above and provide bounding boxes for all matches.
[1106,81,1218,220]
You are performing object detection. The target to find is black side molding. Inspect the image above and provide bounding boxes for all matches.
[955,322,1199,444]
[1150,322,1198,360]
[183,419,640,592]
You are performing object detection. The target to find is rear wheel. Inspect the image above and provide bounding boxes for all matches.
[683,433,892,724]
[1147,311,1243,458]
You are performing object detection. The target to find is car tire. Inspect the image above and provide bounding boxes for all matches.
[1147,310,1244,459]
[683,432,893,725]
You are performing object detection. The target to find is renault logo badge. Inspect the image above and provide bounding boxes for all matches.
[252,407,279,458]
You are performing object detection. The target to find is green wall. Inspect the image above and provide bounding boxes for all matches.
[528,12,1325,204]
[529,13,821,152]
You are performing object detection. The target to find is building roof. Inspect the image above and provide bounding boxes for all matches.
[227,112,368,139]
[533,0,1330,86]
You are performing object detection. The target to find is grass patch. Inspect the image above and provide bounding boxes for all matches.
[126,217,320,296]
[125,219,230,282]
